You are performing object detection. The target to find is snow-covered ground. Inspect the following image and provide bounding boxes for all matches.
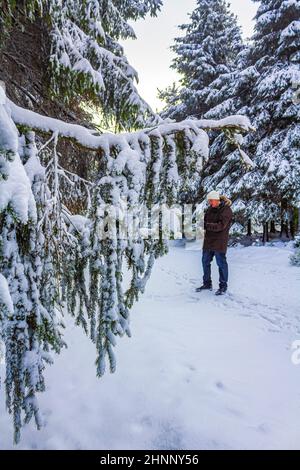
[1,242,300,450]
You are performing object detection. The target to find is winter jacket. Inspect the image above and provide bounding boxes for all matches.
[203,195,233,254]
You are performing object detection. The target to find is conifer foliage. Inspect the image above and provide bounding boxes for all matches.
[0,83,252,442]
[0,0,163,129]
[0,1,254,443]
[242,0,300,228]
[158,0,244,121]
[163,0,300,234]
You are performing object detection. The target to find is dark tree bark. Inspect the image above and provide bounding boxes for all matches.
[270,221,276,233]
[290,207,299,239]
[280,199,290,239]
[247,219,252,236]
[263,222,269,244]
[0,8,97,191]
[290,214,296,240]
[280,221,290,238]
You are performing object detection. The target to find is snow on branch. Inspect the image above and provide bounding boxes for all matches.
[7,97,255,153]
[0,86,255,443]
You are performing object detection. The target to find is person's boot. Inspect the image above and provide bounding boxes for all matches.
[195,284,213,292]
[215,286,227,296]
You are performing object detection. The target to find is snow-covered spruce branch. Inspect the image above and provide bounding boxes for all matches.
[7,97,255,167]
[8,96,254,144]
[0,87,254,442]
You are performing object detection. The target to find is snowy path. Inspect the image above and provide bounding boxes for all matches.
[1,243,300,450]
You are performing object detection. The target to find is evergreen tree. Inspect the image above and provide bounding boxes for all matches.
[200,0,300,235]
[158,0,244,121]
[245,0,300,234]
[0,0,163,130]
[0,89,65,443]
[0,1,255,442]
[0,81,252,442]
[200,46,260,230]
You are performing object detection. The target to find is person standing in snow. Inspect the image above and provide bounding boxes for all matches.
[196,191,233,296]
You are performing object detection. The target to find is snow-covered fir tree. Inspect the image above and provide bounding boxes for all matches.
[245,0,300,236]
[201,0,300,237]
[0,2,254,444]
[199,46,260,233]
[0,0,163,130]
[158,0,244,121]
[0,89,65,443]
[0,81,253,442]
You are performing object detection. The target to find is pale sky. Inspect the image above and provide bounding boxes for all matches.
[121,0,258,112]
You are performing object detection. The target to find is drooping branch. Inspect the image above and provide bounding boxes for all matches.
[0,86,256,443]
[7,97,255,155]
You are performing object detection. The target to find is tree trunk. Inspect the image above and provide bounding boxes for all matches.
[247,219,252,237]
[280,198,289,239]
[291,206,299,238]
[263,222,269,244]
[290,221,295,239]
[270,221,276,233]
[284,223,290,238]
[290,213,296,240]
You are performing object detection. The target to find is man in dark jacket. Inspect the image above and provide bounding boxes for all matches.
[196,190,233,296]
